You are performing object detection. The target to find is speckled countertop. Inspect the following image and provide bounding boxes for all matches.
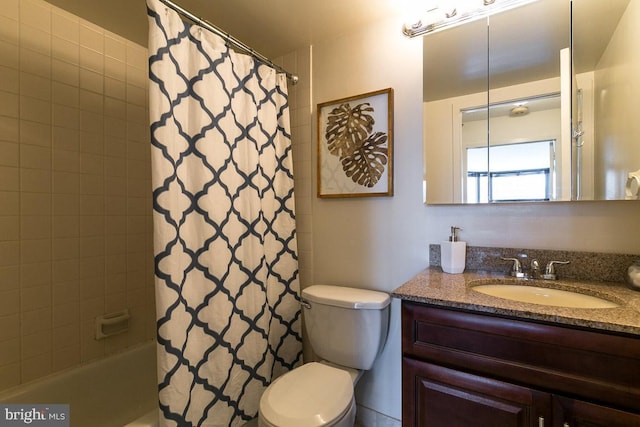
[392,267,640,336]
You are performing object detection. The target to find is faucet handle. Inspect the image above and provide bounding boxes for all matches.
[541,260,570,280]
[530,259,540,278]
[502,257,524,278]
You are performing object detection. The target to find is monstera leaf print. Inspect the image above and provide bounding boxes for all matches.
[325,103,375,158]
[324,101,389,188]
[340,132,388,188]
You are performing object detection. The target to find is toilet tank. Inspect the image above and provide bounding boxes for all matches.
[301,285,391,370]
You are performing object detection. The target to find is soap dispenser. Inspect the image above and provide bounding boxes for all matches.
[441,226,466,274]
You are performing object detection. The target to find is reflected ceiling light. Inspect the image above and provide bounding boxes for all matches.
[509,105,529,117]
[402,0,538,38]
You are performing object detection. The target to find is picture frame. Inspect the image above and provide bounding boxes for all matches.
[317,88,394,198]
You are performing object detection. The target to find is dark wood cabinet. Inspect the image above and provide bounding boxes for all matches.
[404,358,551,427]
[553,397,640,427]
[401,301,640,427]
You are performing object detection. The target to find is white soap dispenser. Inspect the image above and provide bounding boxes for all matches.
[441,226,466,274]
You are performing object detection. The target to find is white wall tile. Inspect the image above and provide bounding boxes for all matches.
[53,149,79,173]
[0,217,19,241]
[52,261,79,284]
[20,48,50,78]
[79,23,103,53]
[0,193,19,216]
[20,144,51,170]
[52,194,78,216]
[80,46,103,73]
[21,284,52,312]
[52,127,79,152]
[52,82,79,107]
[53,345,80,371]
[0,117,19,142]
[0,41,19,69]
[79,90,103,114]
[105,35,126,62]
[22,353,52,383]
[0,337,19,366]
[79,68,103,93]
[0,66,19,93]
[0,265,20,291]
[51,10,78,43]
[52,237,79,261]
[0,91,19,117]
[0,142,19,167]
[104,76,126,99]
[52,36,79,65]
[22,307,52,335]
[20,168,51,192]
[20,120,51,147]
[19,0,51,33]
[52,58,79,86]
[20,217,51,241]
[52,215,79,238]
[0,167,19,191]
[21,192,52,215]
[21,72,51,101]
[52,300,79,327]
[20,24,51,56]
[3,0,154,390]
[0,0,19,21]
[20,96,52,124]
[0,290,19,315]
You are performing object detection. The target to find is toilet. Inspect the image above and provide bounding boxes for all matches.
[258,285,391,427]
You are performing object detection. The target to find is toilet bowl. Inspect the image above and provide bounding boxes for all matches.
[258,362,356,427]
[257,285,391,427]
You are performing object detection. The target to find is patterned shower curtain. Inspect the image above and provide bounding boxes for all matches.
[147,0,302,425]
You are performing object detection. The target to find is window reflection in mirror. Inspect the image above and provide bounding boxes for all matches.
[466,140,555,203]
[461,94,561,203]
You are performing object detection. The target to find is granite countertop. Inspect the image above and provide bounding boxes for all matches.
[392,267,640,336]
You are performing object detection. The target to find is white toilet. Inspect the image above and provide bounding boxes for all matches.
[258,285,391,427]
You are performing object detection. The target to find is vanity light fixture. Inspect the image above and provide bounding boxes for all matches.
[402,0,538,38]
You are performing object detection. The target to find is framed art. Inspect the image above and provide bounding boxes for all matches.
[317,88,394,198]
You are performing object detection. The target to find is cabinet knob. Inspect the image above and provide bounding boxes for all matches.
[538,416,544,427]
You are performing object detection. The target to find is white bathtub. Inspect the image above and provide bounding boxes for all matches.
[0,341,158,427]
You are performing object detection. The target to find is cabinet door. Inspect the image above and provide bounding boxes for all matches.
[403,357,552,427]
[553,396,640,427]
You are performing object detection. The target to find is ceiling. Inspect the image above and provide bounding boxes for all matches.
[43,0,409,58]
[43,0,630,101]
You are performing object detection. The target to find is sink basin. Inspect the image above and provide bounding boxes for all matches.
[472,284,619,309]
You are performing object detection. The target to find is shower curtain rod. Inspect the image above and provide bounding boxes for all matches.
[157,0,299,84]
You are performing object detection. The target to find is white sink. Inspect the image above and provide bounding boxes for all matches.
[472,284,619,309]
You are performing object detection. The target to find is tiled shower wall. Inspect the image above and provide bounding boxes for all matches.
[0,0,155,390]
[275,47,313,288]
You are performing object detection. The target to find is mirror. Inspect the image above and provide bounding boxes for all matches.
[423,0,638,204]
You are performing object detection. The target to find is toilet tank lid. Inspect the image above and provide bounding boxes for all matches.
[302,285,391,309]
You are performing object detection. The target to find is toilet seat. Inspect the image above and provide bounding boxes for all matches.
[259,362,354,427]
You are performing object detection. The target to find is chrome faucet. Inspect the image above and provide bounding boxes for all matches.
[540,260,570,280]
[503,257,570,280]
[502,257,525,278]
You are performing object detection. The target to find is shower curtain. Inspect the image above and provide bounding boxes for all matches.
[147,0,302,425]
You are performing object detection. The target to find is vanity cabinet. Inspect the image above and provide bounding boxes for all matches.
[401,301,640,427]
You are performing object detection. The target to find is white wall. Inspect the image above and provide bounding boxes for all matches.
[311,12,640,424]
[312,17,427,421]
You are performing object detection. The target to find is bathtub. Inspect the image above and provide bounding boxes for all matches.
[0,341,158,427]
